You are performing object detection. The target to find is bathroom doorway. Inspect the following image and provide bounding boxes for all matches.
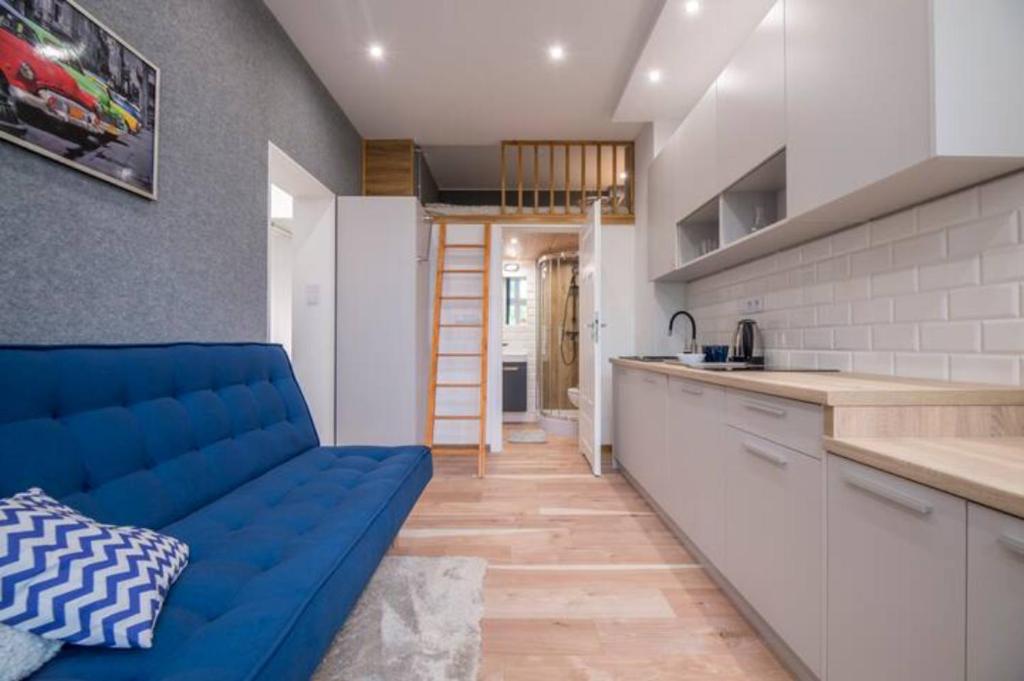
[499,227,580,444]
[266,142,337,443]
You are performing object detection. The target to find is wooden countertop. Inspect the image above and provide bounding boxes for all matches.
[610,358,1024,407]
[825,437,1024,518]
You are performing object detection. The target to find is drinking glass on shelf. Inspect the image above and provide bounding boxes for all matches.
[699,237,718,256]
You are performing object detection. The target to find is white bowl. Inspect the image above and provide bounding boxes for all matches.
[676,353,704,366]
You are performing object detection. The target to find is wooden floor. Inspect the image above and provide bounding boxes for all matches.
[392,428,793,680]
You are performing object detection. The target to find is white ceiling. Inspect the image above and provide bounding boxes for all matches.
[264,0,660,145]
[613,0,776,122]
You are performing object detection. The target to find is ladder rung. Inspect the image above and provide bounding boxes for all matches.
[438,352,482,357]
[442,269,485,274]
[431,446,482,457]
[436,383,481,388]
[435,414,481,421]
[440,323,482,328]
[444,244,485,249]
[441,296,484,300]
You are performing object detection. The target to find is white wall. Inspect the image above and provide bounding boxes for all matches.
[289,196,337,443]
[686,170,1024,385]
[633,123,690,355]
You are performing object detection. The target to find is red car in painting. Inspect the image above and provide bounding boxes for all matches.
[0,10,101,141]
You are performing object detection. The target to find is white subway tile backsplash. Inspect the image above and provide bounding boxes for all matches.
[835,326,871,350]
[853,352,895,376]
[850,244,893,277]
[869,209,916,245]
[981,244,1024,284]
[852,299,893,325]
[892,231,947,268]
[917,188,979,232]
[950,355,1020,386]
[893,291,948,322]
[872,269,917,297]
[918,258,980,292]
[818,303,852,326]
[949,284,1019,320]
[920,322,981,352]
[948,211,1019,258]
[803,328,834,350]
[832,224,870,255]
[980,172,1024,215]
[982,320,1024,352]
[895,353,949,380]
[835,277,871,302]
[685,170,1024,386]
[873,324,918,351]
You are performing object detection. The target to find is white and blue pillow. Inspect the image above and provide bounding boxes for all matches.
[0,488,189,649]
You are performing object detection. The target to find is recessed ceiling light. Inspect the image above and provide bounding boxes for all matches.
[368,43,385,60]
[647,69,663,84]
[684,0,701,15]
[547,44,565,62]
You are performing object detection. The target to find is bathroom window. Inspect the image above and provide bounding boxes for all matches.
[504,276,528,326]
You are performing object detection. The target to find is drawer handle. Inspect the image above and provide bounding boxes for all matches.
[843,472,933,516]
[999,533,1024,557]
[642,376,660,385]
[742,441,788,467]
[503,366,519,372]
[678,384,703,396]
[743,401,787,418]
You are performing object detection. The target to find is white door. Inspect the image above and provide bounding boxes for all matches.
[579,199,602,475]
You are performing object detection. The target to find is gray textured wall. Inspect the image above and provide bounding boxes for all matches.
[0,0,361,344]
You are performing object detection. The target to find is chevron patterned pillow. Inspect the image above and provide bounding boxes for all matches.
[0,488,189,649]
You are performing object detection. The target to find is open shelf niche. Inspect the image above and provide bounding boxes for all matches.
[673,149,787,271]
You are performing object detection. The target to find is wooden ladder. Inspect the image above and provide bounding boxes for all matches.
[425,223,491,477]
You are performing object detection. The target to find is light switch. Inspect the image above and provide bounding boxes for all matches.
[305,284,320,306]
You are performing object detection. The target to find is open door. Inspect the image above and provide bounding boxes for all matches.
[578,198,602,475]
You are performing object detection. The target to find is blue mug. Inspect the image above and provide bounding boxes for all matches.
[703,344,729,363]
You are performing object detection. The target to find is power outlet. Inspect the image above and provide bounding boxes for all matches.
[738,296,765,315]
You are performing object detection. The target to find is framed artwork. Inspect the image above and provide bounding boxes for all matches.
[0,0,159,199]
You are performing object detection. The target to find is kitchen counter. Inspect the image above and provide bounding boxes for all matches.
[610,358,1024,407]
[825,437,1024,518]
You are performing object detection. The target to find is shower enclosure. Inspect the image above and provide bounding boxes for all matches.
[536,251,580,421]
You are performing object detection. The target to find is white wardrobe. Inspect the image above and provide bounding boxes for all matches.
[336,197,431,445]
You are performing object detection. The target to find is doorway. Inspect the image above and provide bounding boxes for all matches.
[499,227,581,446]
[266,142,337,443]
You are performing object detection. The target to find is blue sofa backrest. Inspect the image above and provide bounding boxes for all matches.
[0,343,319,529]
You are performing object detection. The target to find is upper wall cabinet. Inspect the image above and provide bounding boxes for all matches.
[786,0,1024,222]
[716,1,785,191]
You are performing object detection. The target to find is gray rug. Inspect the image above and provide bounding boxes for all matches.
[506,428,548,444]
[312,556,487,681]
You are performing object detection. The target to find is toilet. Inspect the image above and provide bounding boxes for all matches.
[567,386,580,407]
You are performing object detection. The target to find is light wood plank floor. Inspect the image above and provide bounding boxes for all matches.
[393,428,793,680]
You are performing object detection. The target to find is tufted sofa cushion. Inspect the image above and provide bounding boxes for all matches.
[0,344,433,681]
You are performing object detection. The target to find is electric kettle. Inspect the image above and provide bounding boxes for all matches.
[731,319,764,365]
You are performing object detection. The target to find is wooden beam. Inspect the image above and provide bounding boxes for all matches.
[564,143,570,214]
[533,144,539,215]
[597,144,603,214]
[549,143,555,211]
[500,143,507,214]
[612,144,619,212]
[580,144,586,214]
[517,144,523,214]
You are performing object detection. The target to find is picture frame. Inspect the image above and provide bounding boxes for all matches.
[0,0,160,199]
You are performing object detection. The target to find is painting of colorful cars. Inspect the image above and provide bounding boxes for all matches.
[0,0,158,199]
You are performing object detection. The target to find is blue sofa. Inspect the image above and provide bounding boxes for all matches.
[0,343,432,681]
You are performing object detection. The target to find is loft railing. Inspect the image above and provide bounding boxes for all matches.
[500,140,635,217]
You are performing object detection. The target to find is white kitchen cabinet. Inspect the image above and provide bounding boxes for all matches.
[612,367,666,499]
[967,503,1024,681]
[827,455,966,681]
[646,151,676,281]
[724,427,823,675]
[675,86,718,227]
[786,0,1024,222]
[716,1,785,190]
[664,378,726,565]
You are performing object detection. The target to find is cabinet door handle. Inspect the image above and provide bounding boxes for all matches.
[843,472,933,516]
[742,441,788,467]
[677,384,703,396]
[999,533,1024,557]
[642,376,660,385]
[743,401,787,418]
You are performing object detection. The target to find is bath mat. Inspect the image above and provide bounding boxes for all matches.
[506,428,548,444]
[312,556,487,681]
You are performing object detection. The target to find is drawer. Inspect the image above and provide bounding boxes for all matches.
[726,389,823,457]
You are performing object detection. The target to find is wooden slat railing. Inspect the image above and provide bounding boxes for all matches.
[500,140,634,217]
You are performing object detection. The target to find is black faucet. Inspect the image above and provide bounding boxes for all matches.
[668,310,697,351]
